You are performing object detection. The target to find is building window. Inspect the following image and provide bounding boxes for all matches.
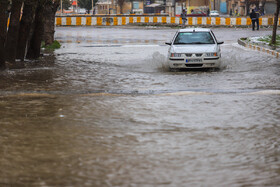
[133,2,139,9]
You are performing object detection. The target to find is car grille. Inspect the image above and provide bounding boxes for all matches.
[185,53,203,57]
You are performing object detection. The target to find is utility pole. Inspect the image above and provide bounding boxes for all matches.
[92,0,93,14]
[60,0,62,15]
[172,0,175,16]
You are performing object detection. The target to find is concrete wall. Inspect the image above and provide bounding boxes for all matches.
[55,16,278,27]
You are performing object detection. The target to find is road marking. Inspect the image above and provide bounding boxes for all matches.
[244,90,280,95]
[1,90,280,98]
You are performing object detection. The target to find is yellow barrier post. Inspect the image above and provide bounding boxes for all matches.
[197,17,202,25]
[66,17,71,26]
[225,18,230,25]
[76,17,81,25]
[86,17,92,25]
[162,17,166,23]
[216,17,220,25]
[188,17,193,25]
[97,17,102,25]
[129,17,133,24]
[153,17,157,23]
[114,17,118,25]
[206,17,211,25]
[122,17,126,25]
[246,18,251,25]
[56,17,62,26]
[171,17,175,24]
[236,18,241,25]
[145,17,149,23]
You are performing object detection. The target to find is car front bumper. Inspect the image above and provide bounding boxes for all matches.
[168,57,221,69]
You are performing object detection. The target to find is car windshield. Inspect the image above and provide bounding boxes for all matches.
[173,32,215,45]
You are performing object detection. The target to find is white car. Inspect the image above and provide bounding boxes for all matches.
[165,28,223,70]
[209,10,219,17]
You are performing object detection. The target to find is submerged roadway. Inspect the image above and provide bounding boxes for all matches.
[0,26,279,186]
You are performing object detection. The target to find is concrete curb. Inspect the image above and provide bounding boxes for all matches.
[237,38,279,58]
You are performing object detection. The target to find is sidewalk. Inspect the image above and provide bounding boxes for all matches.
[238,36,280,58]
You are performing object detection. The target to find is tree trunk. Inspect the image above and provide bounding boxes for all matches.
[16,0,38,60]
[271,0,280,45]
[4,0,23,63]
[44,0,60,46]
[260,0,266,15]
[0,0,9,68]
[26,0,46,59]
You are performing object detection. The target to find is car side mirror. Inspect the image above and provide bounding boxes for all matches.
[217,41,224,45]
[165,42,171,45]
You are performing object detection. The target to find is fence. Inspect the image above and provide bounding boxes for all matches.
[55,16,279,27]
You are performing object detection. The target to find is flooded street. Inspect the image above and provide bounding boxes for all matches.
[0,27,280,186]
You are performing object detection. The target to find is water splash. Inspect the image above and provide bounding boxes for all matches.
[145,51,170,72]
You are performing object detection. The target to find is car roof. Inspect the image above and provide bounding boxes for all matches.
[178,28,211,32]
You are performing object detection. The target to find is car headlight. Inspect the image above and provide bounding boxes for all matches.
[206,53,217,57]
[171,53,181,57]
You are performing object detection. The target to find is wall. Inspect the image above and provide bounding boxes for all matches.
[55,16,278,26]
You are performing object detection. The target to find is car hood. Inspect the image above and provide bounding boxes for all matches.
[171,44,218,53]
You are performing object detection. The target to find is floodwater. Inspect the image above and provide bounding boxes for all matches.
[0,27,280,186]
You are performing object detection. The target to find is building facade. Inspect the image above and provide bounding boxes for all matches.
[226,0,276,16]
[94,0,277,16]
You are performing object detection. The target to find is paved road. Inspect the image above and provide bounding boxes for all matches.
[0,26,279,186]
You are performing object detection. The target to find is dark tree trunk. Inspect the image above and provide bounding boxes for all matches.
[4,0,23,63]
[44,0,60,45]
[245,0,250,16]
[0,0,9,68]
[26,0,46,59]
[271,0,280,45]
[260,0,266,15]
[16,0,38,60]
[118,0,125,14]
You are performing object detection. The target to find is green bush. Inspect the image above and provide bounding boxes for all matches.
[42,40,61,51]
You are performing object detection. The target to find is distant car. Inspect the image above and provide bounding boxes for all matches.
[209,10,219,17]
[187,10,207,17]
[165,28,224,70]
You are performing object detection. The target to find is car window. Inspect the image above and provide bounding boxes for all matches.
[173,32,215,44]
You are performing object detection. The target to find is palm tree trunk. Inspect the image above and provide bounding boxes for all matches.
[4,0,23,63]
[26,0,46,59]
[0,0,9,68]
[44,0,60,46]
[16,0,38,60]
[271,0,280,45]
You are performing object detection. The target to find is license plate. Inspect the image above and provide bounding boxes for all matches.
[186,59,202,63]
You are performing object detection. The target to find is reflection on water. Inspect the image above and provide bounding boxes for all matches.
[0,27,280,186]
